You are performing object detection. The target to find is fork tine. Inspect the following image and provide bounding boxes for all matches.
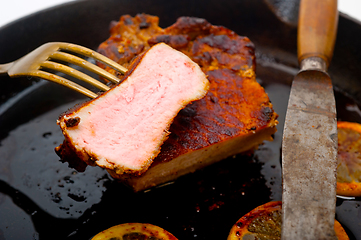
[50,51,121,84]
[41,61,110,92]
[58,43,128,75]
[31,70,99,99]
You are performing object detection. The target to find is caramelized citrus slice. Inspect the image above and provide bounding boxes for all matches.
[337,121,361,197]
[227,201,349,240]
[91,223,178,240]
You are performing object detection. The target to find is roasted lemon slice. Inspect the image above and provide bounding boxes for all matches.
[227,201,349,240]
[91,223,178,240]
[337,121,361,197]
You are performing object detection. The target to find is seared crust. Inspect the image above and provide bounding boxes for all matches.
[57,14,278,190]
[97,14,163,71]
[153,68,275,164]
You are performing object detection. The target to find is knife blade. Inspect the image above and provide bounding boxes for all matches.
[281,0,339,239]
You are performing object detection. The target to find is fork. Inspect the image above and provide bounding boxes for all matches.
[0,42,128,98]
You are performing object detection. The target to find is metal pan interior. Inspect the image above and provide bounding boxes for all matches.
[0,0,361,239]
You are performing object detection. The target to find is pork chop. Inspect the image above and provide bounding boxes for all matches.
[57,14,278,192]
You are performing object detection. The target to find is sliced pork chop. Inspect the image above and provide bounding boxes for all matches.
[57,43,209,175]
[57,14,278,192]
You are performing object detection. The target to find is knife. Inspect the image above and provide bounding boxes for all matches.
[281,0,338,239]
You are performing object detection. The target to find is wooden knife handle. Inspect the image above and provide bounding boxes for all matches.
[298,0,338,67]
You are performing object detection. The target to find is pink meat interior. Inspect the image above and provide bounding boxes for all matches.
[62,43,208,171]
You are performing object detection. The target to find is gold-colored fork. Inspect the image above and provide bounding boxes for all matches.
[0,42,128,98]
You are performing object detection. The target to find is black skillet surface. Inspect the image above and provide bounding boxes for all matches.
[0,0,361,239]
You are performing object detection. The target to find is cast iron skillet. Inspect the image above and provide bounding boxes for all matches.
[0,0,360,239]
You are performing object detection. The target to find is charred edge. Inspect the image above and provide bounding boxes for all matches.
[109,20,118,31]
[55,140,88,172]
[65,117,81,128]
[174,16,212,33]
[58,99,95,120]
[148,35,189,49]
[196,34,255,56]
[139,21,151,29]
[261,106,276,122]
[138,14,151,29]
[123,15,134,25]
